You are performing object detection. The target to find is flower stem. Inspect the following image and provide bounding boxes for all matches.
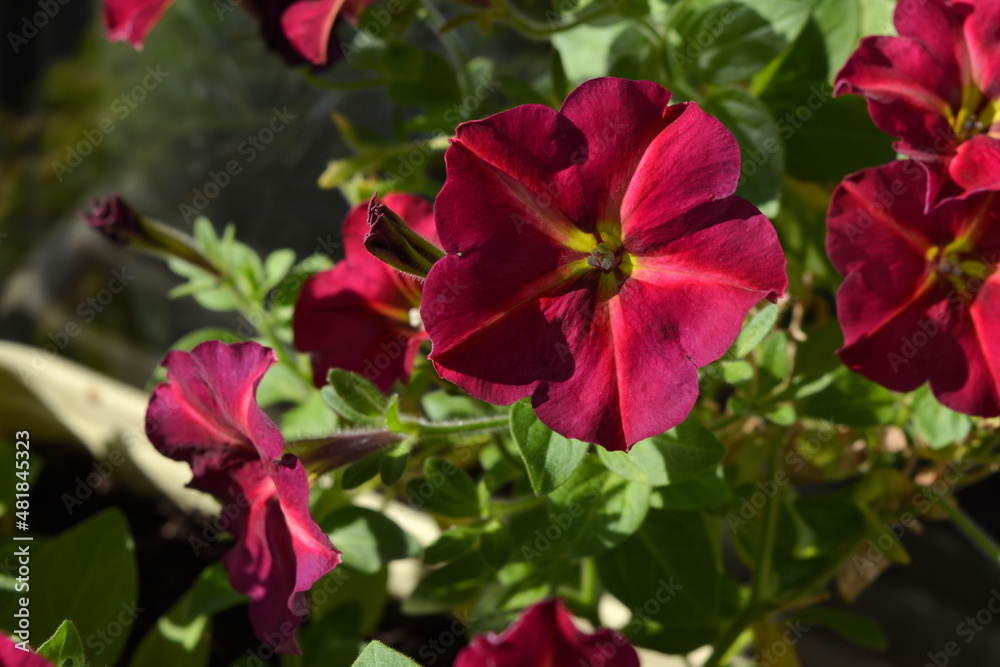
[941,498,1000,565]
[402,413,511,436]
[491,0,614,38]
[704,438,785,667]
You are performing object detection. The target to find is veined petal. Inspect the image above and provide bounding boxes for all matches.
[620,103,742,238]
[894,0,967,85]
[103,0,175,47]
[551,77,680,225]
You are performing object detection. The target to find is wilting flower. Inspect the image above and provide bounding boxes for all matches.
[827,161,1000,415]
[145,341,340,654]
[103,0,374,66]
[0,635,53,667]
[294,193,439,392]
[834,0,1000,208]
[454,599,639,667]
[422,77,788,451]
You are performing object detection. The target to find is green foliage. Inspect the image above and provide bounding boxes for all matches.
[0,509,137,665]
[350,641,422,667]
[510,400,588,495]
[37,621,87,667]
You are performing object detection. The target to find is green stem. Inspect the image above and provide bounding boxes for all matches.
[492,0,614,38]
[580,557,598,607]
[404,413,511,436]
[488,494,546,518]
[751,439,784,602]
[704,439,785,667]
[941,499,1000,564]
[702,603,760,667]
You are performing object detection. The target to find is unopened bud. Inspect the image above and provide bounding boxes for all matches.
[364,193,444,278]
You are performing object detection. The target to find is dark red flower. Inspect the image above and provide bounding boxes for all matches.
[0,635,53,667]
[827,161,1000,415]
[145,341,340,654]
[421,77,788,451]
[834,0,1000,208]
[103,0,374,66]
[293,193,439,392]
[454,599,639,667]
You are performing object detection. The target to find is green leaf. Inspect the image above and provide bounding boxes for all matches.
[802,367,900,426]
[596,508,719,653]
[322,506,421,574]
[510,400,589,495]
[678,1,801,85]
[380,441,411,486]
[280,389,339,441]
[480,519,514,569]
[720,360,754,384]
[757,330,789,394]
[551,23,628,83]
[404,553,492,615]
[547,456,652,557]
[321,369,388,426]
[351,640,422,667]
[131,563,246,667]
[424,526,479,565]
[732,303,780,357]
[597,413,727,486]
[405,458,481,518]
[910,385,972,450]
[0,509,138,665]
[341,450,387,490]
[655,466,732,510]
[703,85,783,216]
[260,248,297,295]
[37,620,87,667]
[792,607,887,650]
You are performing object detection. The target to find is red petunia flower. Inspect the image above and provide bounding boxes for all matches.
[834,0,1000,208]
[0,635,53,667]
[293,193,439,392]
[421,77,787,451]
[145,341,341,654]
[103,0,374,66]
[454,599,639,667]
[827,161,1000,415]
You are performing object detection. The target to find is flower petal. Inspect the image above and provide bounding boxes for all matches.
[950,135,1000,195]
[281,0,348,66]
[550,77,679,225]
[963,0,1000,98]
[103,0,175,47]
[620,103,742,238]
[454,599,639,667]
[146,341,340,654]
[834,36,958,157]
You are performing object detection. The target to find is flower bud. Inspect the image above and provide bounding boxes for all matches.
[364,193,445,278]
[82,193,220,275]
[285,429,404,477]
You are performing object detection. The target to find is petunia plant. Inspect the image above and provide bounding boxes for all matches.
[8,0,1000,666]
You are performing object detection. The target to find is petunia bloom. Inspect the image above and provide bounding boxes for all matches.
[421,77,788,451]
[145,341,341,654]
[294,193,439,392]
[834,0,1000,208]
[103,0,375,66]
[454,599,639,667]
[0,635,53,667]
[827,161,1000,416]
